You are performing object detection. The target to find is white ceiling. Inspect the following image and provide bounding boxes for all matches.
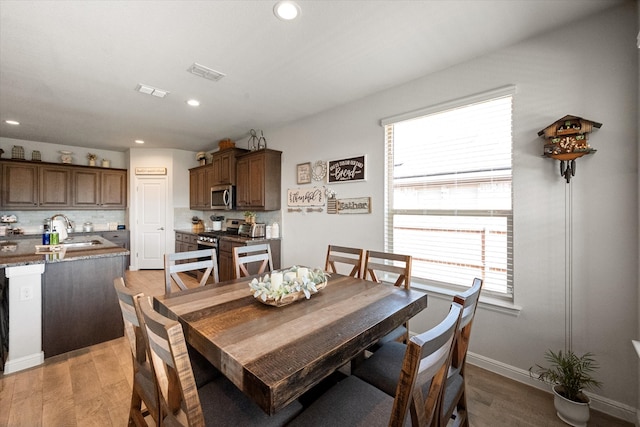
[0,0,624,153]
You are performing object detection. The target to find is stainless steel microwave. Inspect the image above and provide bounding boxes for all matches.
[211,184,234,210]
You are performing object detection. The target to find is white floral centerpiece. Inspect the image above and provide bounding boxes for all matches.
[249,266,329,306]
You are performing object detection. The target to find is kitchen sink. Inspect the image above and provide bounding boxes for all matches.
[60,239,103,248]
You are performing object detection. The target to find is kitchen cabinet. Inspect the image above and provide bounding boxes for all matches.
[72,168,127,209]
[1,161,71,208]
[1,162,39,208]
[218,238,281,281]
[40,165,72,207]
[102,230,130,267]
[236,149,282,211]
[210,148,248,186]
[189,165,211,210]
[175,231,198,276]
[0,160,126,210]
[42,254,125,357]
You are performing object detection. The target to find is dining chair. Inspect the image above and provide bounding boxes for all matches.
[287,301,463,427]
[113,277,159,427]
[364,250,413,344]
[164,248,218,294]
[136,296,302,427]
[353,278,483,427]
[233,243,273,278]
[325,244,364,278]
[438,277,483,427]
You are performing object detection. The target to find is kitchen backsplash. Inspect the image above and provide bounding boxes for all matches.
[180,209,281,233]
[2,210,126,235]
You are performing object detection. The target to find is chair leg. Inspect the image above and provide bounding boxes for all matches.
[128,388,148,427]
[452,388,468,427]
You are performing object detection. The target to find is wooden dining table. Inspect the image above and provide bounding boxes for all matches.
[153,271,428,415]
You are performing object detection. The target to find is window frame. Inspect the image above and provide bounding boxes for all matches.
[382,85,515,301]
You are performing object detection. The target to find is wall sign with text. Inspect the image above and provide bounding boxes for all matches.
[327,155,366,183]
[327,197,371,214]
[287,187,326,207]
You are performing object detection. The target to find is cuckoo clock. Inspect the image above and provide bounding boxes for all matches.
[538,115,601,183]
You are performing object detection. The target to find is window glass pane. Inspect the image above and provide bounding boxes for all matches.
[384,92,513,298]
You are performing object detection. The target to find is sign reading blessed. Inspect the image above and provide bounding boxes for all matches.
[327,155,366,183]
[287,187,325,207]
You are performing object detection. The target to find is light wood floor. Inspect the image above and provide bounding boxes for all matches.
[0,270,632,426]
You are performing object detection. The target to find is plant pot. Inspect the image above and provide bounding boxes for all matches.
[553,385,590,427]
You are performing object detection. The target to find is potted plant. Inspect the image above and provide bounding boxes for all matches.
[529,349,602,427]
[244,211,256,224]
[87,153,97,166]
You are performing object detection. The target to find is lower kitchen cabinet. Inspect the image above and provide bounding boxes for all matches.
[102,230,130,267]
[42,255,125,358]
[175,231,198,276]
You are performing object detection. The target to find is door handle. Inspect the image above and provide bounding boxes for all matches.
[158,227,165,230]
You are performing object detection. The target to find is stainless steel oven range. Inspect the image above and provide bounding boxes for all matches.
[196,218,245,258]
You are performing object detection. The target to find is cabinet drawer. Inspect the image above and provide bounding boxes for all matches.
[102,231,128,240]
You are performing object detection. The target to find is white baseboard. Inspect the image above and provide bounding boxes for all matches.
[467,352,637,424]
[3,351,44,374]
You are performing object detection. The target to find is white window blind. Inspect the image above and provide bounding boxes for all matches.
[383,87,514,298]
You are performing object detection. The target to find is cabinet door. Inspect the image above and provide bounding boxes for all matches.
[101,170,127,208]
[247,155,265,207]
[40,166,72,207]
[189,167,210,209]
[235,157,250,208]
[1,162,39,208]
[235,150,281,211]
[211,155,223,185]
[72,169,100,207]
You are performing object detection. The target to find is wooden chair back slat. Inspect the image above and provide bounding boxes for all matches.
[139,296,206,427]
[233,243,273,279]
[164,248,219,294]
[325,245,364,278]
[363,250,412,289]
[390,302,463,427]
[439,277,483,427]
[113,278,160,426]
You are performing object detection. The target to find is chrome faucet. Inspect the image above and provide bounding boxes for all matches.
[49,214,74,232]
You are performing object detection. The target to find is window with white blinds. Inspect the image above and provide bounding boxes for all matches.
[383,87,514,298]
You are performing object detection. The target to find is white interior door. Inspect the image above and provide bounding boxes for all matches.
[136,176,167,269]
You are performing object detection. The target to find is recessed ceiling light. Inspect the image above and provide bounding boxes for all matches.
[274,1,300,21]
[5,120,20,125]
[187,99,200,107]
[135,140,145,144]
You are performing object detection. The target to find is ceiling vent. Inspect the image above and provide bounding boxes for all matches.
[187,63,226,82]
[135,84,169,98]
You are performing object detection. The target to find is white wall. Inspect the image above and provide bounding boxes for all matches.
[266,2,638,418]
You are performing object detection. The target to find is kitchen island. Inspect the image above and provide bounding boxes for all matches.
[0,236,128,373]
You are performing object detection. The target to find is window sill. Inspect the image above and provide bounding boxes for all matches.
[411,283,522,317]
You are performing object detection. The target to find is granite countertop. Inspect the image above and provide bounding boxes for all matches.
[173,229,280,243]
[0,235,129,268]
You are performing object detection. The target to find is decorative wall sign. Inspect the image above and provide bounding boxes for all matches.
[326,197,371,214]
[311,160,327,181]
[327,155,366,183]
[296,162,312,184]
[135,167,167,175]
[287,187,325,207]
